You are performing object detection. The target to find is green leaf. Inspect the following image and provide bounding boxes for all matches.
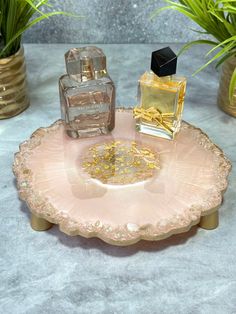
[190,28,210,35]
[152,0,236,90]
[0,10,84,58]
[215,51,236,68]
[0,0,84,58]
[178,39,218,56]
[152,0,236,41]
[193,41,236,75]
[206,35,236,56]
[24,0,47,17]
[6,0,17,43]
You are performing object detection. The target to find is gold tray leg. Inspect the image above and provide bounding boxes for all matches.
[31,213,53,231]
[199,210,219,230]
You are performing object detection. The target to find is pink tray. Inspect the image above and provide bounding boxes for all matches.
[13,110,231,246]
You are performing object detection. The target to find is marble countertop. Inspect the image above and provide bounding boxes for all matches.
[1,44,236,314]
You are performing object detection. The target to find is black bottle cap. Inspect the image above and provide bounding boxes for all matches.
[151,47,177,77]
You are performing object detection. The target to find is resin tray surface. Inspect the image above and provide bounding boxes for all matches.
[13,110,231,245]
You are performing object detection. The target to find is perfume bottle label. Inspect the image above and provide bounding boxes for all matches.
[68,103,110,115]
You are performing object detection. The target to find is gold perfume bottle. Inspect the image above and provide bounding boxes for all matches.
[134,47,187,140]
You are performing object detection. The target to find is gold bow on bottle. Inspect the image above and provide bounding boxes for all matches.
[133,107,174,135]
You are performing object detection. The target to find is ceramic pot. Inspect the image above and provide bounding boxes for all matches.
[217,57,236,117]
[0,47,29,119]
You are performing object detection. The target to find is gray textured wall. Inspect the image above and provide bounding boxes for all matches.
[23,0,204,44]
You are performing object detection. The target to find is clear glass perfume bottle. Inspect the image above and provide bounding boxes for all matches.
[59,46,115,138]
[134,47,187,140]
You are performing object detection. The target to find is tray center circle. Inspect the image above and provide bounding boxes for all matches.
[82,140,160,185]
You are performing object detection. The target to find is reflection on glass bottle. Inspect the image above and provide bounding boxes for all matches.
[134,47,187,140]
[59,46,115,138]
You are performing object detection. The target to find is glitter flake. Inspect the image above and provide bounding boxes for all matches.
[82,140,160,185]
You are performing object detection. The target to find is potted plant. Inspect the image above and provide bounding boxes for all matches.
[0,0,80,119]
[152,0,236,117]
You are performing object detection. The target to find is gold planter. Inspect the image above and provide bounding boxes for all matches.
[0,47,29,119]
[217,57,236,117]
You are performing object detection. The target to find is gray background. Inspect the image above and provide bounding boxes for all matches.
[24,0,206,44]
